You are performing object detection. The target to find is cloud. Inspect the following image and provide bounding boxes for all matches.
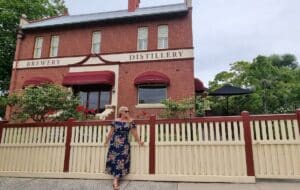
[194,0,300,85]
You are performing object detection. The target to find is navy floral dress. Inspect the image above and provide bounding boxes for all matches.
[105,120,136,178]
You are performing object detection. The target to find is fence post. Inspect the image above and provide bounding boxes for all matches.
[0,121,8,143]
[241,111,255,177]
[63,121,73,172]
[149,115,156,174]
[297,109,300,134]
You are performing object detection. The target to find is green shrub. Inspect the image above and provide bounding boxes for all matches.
[8,84,82,122]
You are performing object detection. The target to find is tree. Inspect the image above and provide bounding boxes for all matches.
[0,0,66,91]
[7,84,81,122]
[209,54,300,115]
[0,94,7,118]
[0,0,66,117]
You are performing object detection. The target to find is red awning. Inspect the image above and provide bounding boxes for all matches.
[23,77,53,87]
[134,71,170,86]
[195,78,207,93]
[62,71,115,86]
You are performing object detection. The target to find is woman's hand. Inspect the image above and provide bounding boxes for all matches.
[104,126,115,147]
[138,141,144,146]
[104,136,110,146]
[104,141,108,146]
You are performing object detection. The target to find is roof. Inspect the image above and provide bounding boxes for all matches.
[22,3,188,30]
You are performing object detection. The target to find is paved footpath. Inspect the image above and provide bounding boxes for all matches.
[0,178,299,190]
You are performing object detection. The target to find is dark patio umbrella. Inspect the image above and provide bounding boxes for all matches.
[209,84,253,114]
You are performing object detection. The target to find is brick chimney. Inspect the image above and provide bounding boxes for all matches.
[185,0,192,8]
[63,8,69,16]
[128,0,140,12]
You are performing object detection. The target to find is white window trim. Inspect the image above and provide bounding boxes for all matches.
[50,36,59,57]
[33,37,43,58]
[91,31,102,54]
[135,103,166,109]
[137,27,148,51]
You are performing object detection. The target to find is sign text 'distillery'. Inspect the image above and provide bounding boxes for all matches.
[129,50,183,61]
[14,49,194,69]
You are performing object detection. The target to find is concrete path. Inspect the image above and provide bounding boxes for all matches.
[0,177,299,190]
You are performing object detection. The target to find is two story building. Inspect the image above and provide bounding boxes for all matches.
[7,0,205,120]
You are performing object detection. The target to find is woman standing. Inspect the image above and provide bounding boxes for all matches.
[104,106,144,190]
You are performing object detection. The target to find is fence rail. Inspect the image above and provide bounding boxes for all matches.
[250,113,300,179]
[0,109,299,183]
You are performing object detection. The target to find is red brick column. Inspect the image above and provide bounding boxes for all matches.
[296,109,300,135]
[241,111,255,176]
[149,115,156,174]
[63,122,73,172]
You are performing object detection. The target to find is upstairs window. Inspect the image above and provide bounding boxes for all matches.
[137,27,148,51]
[50,36,59,57]
[158,25,168,49]
[91,31,101,54]
[33,37,43,58]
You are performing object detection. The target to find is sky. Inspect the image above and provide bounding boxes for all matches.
[65,0,300,86]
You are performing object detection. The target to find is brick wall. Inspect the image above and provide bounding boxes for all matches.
[118,59,195,118]
[7,9,194,120]
[18,11,193,60]
[12,67,69,90]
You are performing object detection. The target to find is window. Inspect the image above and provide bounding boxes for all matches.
[50,36,59,57]
[91,31,101,54]
[137,27,148,51]
[75,85,111,113]
[138,85,167,104]
[33,37,43,58]
[158,25,168,49]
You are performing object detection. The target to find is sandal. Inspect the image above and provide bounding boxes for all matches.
[112,180,120,190]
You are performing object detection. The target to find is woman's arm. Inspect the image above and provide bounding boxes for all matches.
[130,125,144,146]
[104,126,115,146]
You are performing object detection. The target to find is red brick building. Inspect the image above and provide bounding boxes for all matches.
[8,0,204,120]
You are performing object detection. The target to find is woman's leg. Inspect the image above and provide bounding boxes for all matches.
[113,177,120,189]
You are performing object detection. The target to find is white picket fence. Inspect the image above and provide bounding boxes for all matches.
[154,120,249,182]
[251,116,300,179]
[0,126,66,173]
[0,110,299,183]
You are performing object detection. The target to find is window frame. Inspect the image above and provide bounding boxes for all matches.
[91,31,102,54]
[49,35,60,57]
[157,25,169,49]
[74,85,112,113]
[137,84,167,104]
[137,27,148,51]
[33,37,44,58]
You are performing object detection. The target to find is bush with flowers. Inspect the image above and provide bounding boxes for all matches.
[6,84,97,122]
[75,105,97,120]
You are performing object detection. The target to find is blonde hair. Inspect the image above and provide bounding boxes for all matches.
[118,106,129,117]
